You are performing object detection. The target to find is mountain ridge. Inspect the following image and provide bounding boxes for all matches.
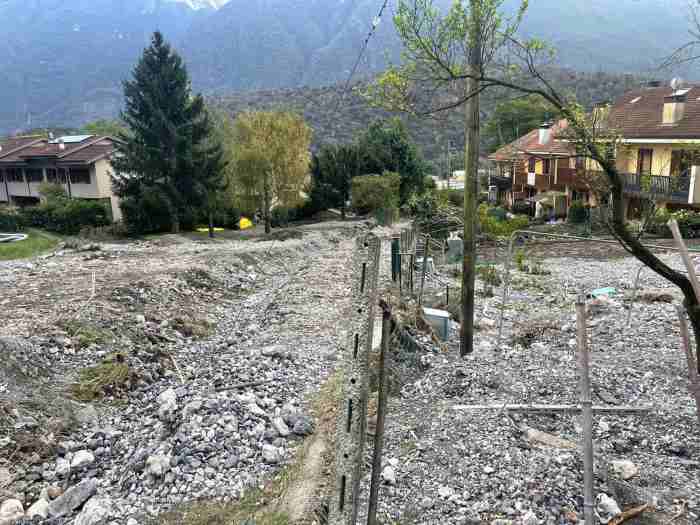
[0,0,694,134]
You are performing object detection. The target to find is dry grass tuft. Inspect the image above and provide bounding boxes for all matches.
[70,352,132,401]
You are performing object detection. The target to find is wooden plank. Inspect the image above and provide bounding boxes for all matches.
[451,404,652,414]
[668,218,700,303]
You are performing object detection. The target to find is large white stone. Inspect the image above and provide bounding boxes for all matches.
[381,465,396,485]
[71,450,95,469]
[610,460,639,481]
[271,417,290,437]
[26,499,49,519]
[0,499,24,524]
[74,497,111,525]
[145,455,171,479]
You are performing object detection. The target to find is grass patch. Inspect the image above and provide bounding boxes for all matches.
[156,489,289,525]
[70,352,132,401]
[61,319,110,350]
[0,230,60,260]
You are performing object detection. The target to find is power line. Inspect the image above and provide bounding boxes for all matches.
[333,0,391,115]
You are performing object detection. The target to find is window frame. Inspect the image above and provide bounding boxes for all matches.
[68,167,91,185]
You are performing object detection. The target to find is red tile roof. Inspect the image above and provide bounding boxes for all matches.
[488,119,575,161]
[608,85,700,139]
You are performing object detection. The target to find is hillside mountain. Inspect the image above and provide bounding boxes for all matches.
[0,0,694,134]
[210,69,645,164]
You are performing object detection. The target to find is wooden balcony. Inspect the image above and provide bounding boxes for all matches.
[514,172,528,186]
[488,174,513,190]
[622,173,690,203]
[556,167,577,186]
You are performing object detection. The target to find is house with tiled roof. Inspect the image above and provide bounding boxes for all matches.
[607,83,700,218]
[488,119,590,217]
[0,134,122,221]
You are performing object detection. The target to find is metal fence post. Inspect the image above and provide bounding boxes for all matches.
[329,233,382,525]
[576,294,595,525]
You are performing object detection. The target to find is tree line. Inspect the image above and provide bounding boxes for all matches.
[106,31,434,236]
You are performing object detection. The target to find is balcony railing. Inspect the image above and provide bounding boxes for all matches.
[622,173,690,203]
[488,174,513,190]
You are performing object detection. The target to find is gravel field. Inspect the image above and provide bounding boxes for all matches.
[0,221,372,523]
[358,249,699,525]
[2,226,699,525]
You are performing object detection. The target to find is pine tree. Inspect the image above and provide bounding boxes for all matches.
[112,31,213,233]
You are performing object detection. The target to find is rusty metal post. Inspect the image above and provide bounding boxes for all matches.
[367,302,392,525]
[329,233,381,525]
[676,306,700,427]
[576,294,595,525]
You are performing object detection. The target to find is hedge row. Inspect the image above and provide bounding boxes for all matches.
[0,198,110,235]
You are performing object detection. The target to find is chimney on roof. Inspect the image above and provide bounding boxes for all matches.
[538,121,553,145]
[58,138,65,151]
[663,84,688,125]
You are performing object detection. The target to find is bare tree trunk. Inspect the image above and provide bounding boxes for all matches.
[208,208,214,238]
[460,1,481,357]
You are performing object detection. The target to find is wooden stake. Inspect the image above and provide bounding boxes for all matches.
[668,218,700,303]
[418,235,431,306]
[451,404,651,415]
[676,306,700,427]
[576,294,595,525]
[367,303,391,525]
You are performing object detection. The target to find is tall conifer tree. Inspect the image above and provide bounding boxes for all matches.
[112,31,214,233]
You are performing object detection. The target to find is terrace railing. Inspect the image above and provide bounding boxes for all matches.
[622,172,690,203]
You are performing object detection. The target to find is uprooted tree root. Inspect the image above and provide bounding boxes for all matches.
[70,352,135,402]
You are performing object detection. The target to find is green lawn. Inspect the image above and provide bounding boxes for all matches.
[0,230,60,261]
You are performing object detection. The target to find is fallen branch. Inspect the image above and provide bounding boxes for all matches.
[609,504,649,525]
[664,501,688,525]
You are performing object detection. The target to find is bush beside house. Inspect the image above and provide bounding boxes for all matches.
[0,184,110,235]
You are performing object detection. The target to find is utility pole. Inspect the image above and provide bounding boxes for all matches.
[460,0,482,356]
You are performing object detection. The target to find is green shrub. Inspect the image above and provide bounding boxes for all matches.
[18,197,110,235]
[439,189,464,208]
[512,200,532,216]
[351,172,401,214]
[120,187,174,234]
[0,209,25,232]
[478,204,529,238]
[568,200,587,224]
[647,209,700,238]
[271,207,291,227]
[487,206,507,221]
